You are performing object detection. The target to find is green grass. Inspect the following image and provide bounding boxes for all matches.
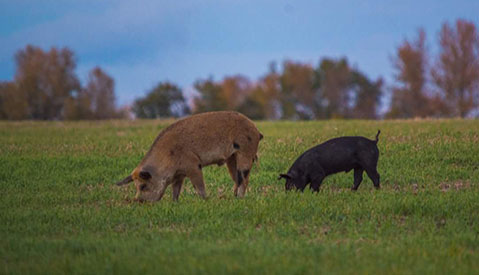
[1,119,479,274]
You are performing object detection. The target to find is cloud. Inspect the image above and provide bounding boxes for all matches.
[0,0,191,66]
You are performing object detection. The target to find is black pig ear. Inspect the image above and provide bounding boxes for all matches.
[139,170,152,180]
[278,173,292,180]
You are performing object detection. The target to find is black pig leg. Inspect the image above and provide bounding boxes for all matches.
[352,168,364,191]
[310,175,325,192]
[365,168,380,189]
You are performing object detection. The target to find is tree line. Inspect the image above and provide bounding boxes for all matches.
[0,45,126,120]
[388,19,479,118]
[0,19,478,120]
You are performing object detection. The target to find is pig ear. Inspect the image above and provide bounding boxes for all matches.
[278,173,292,180]
[116,175,133,186]
[139,170,152,180]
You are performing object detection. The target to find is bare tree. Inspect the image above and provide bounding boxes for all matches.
[432,19,479,117]
[388,29,438,118]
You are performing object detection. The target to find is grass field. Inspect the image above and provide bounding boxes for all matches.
[1,119,479,274]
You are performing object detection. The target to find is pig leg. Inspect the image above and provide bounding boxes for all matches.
[181,152,207,199]
[187,168,207,199]
[351,168,364,191]
[307,166,325,192]
[310,174,325,192]
[172,175,185,201]
[358,152,380,189]
[234,153,253,198]
[226,154,238,186]
[365,168,380,189]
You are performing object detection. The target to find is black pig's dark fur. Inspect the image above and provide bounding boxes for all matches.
[279,131,381,191]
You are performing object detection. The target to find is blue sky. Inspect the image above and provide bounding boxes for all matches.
[1,0,478,106]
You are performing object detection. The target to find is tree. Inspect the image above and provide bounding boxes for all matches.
[0,82,6,119]
[63,89,94,120]
[7,45,125,120]
[63,67,121,120]
[0,81,29,120]
[85,67,118,119]
[236,86,267,120]
[388,29,437,118]
[192,75,253,114]
[193,78,228,113]
[432,19,479,117]
[315,58,352,118]
[14,45,80,120]
[279,61,315,119]
[133,82,189,118]
[257,62,281,120]
[221,75,252,110]
[350,70,383,119]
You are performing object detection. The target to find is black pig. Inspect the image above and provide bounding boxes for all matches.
[279,131,381,192]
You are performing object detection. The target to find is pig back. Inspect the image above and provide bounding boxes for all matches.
[144,111,260,165]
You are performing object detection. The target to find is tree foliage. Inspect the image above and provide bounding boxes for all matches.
[190,59,381,120]
[133,82,190,119]
[389,19,479,118]
[2,19,478,121]
[193,78,228,113]
[13,45,81,120]
[349,70,383,119]
[64,67,120,120]
[0,81,29,120]
[1,45,124,120]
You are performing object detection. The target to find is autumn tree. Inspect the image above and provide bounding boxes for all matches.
[193,78,228,113]
[388,29,439,118]
[432,19,479,117]
[235,63,281,120]
[3,45,125,120]
[221,75,252,110]
[236,86,267,120]
[85,67,118,119]
[63,67,120,120]
[133,82,189,118]
[14,45,81,120]
[64,89,93,120]
[312,58,383,119]
[257,62,281,120]
[0,81,29,120]
[0,82,6,119]
[279,61,315,119]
